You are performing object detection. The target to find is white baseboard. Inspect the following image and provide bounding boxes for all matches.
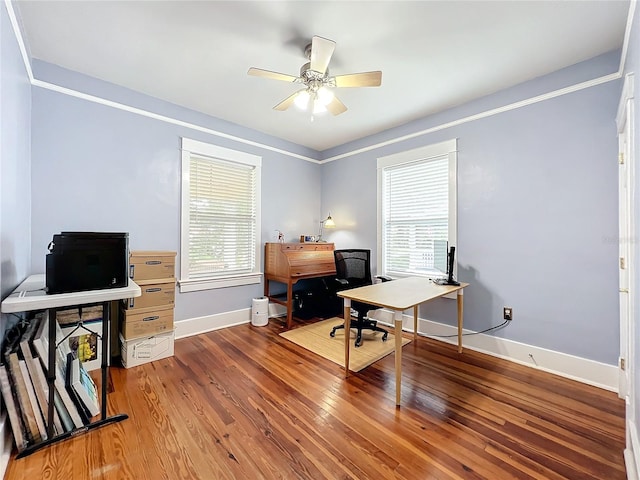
[626,419,640,480]
[174,308,251,339]
[368,309,619,392]
[174,303,288,339]
[174,306,618,392]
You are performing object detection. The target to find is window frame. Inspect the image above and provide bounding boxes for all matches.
[179,137,262,293]
[376,139,458,280]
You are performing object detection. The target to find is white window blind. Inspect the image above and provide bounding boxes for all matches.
[377,139,457,279]
[189,156,256,278]
[382,157,449,276]
[180,138,262,292]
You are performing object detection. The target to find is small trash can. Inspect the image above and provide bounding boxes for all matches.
[251,297,269,326]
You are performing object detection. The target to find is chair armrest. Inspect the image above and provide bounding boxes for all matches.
[335,278,350,286]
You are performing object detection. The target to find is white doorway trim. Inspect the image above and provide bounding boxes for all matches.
[617,72,637,480]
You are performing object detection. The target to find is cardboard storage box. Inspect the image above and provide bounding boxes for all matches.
[120,305,174,340]
[123,278,175,310]
[120,330,175,368]
[129,251,176,281]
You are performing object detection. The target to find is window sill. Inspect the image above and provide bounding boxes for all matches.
[178,273,262,293]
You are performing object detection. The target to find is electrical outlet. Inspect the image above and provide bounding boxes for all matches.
[503,307,513,321]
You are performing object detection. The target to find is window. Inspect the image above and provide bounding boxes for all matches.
[377,139,457,279]
[180,138,262,292]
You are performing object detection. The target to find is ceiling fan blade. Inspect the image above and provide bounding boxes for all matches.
[326,96,347,116]
[273,89,306,111]
[248,67,298,83]
[310,36,336,75]
[334,71,382,88]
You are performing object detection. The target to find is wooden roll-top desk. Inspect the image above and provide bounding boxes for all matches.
[264,242,336,328]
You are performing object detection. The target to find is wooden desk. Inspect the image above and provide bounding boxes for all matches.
[264,242,336,328]
[337,277,468,406]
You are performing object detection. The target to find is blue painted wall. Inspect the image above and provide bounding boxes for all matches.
[0,9,630,369]
[0,4,31,306]
[322,52,622,365]
[29,71,323,322]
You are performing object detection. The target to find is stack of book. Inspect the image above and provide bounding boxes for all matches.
[0,311,100,453]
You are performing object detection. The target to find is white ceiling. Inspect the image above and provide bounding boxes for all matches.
[14,1,630,152]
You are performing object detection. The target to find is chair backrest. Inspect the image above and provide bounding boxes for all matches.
[334,249,372,289]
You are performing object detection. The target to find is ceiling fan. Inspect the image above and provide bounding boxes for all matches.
[247,35,382,116]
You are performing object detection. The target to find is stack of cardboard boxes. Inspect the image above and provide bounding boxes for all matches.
[119,251,177,368]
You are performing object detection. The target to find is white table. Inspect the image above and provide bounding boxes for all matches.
[2,273,140,313]
[1,274,140,457]
[337,277,468,406]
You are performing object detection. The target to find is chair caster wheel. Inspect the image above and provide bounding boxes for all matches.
[330,330,336,338]
[382,333,388,342]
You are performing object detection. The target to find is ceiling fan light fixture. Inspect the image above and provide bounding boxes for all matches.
[312,100,327,114]
[249,35,381,117]
[294,90,311,110]
[317,86,334,106]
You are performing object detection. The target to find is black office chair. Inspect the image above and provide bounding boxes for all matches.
[329,249,389,347]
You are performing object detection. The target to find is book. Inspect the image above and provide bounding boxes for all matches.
[32,311,86,429]
[25,350,64,435]
[31,312,52,374]
[18,360,47,441]
[54,372,86,429]
[54,390,74,433]
[0,365,27,452]
[67,353,99,417]
[64,353,91,425]
[32,310,73,377]
[7,352,41,443]
[19,315,63,435]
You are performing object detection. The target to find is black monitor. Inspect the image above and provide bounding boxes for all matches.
[434,242,459,286]
[446,246,460,286]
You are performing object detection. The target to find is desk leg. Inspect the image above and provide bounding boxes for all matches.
[457,289,464,353]
[101,301,110,418]
[286,282,294,329]
[394,310,403,406]
[343,299,351,378]
[413,306,418,341]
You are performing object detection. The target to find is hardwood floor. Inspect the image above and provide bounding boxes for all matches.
[4,320,626,480]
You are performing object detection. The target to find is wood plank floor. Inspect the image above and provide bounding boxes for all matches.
[4,320,627,480]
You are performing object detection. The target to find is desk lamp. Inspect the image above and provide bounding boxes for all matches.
[317,214,336,242]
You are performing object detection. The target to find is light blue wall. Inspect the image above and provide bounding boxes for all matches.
[4,11,628,367]
[31,62,320,162]
[29,65,322,322]
[0,4,31,303]
[322,52,622,365]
